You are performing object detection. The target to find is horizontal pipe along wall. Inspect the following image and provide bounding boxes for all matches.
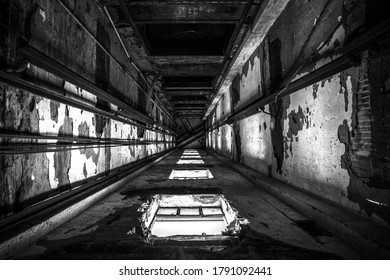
[0,0,174,219]
[206,0,390,227]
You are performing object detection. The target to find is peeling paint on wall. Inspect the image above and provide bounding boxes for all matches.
[270,100,284,174]
[280,74,353,204]
[238,52,262,108]
[206,0,390,227]
[0,0,174,219]
[239,112,273,175]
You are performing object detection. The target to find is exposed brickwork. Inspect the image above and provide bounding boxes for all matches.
[370,52,390,190]
[350,51,373,177]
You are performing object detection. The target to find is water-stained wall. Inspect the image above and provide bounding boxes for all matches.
[207,0,390,227]
[0,0,174,218]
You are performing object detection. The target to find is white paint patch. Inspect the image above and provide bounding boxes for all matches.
[36,99,67,189]
[68,150,97,182]
[217,99,222,121]
[96,146,106,174]
[64,107,100,181]
[36,99,66,134]
[217,128,222,151]
[39,8,46,22]
[110,120,135,168]
[68,107,96,139]
[47,152,58,189]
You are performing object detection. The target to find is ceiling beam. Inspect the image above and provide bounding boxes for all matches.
[175,107,204,110]
[170,95,209,101]
[165,87,213,91]
[204,0,292,117]
[165,90,212,96]
[174,114,203,119]
[109,0,248,3]
[107,1,247,23]
[159,63,221,76]
[175,110,204,113]
[164,76,214,88]
[151,56,224,65]
[132,20,239,25]
[175,111,205,115]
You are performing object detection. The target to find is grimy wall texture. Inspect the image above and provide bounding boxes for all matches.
[0,0,174,218]
[206,0,390,227]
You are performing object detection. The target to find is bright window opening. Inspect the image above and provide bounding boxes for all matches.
[169,169,213,179]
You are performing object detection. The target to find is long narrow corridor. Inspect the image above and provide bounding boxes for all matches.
[16,149,361,259]
[1,0,390,263]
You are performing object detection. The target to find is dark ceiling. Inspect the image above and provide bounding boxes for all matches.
[143,24,236,56]
[106,0,262,120]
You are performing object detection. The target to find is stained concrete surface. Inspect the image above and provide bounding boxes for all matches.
[206,0,390,228]
[16,149,363,259]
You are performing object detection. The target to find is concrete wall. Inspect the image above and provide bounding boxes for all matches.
[0,0,174,218]
[207,0,390,227]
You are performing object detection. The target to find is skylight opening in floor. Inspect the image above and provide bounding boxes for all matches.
[139,194,246,238]
[176,159,205,164]
[180,155,201,159]
[184,149,198,153]
[182,150,200,156]
[168,169,213,179]
[182,151,200,155]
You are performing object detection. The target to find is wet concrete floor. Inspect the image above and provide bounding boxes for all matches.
[17,149,363,259]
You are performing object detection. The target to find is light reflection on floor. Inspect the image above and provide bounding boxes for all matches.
[168,169,213,179]
[176,159,205,164]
